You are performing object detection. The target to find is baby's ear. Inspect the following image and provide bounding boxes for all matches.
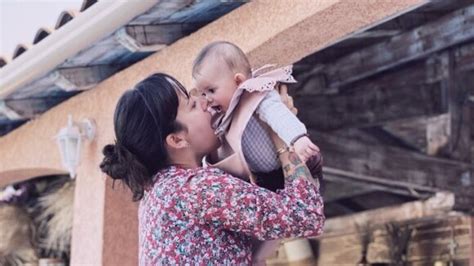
[234,73,246,86]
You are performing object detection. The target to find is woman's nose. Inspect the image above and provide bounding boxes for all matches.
[199,96,210,111]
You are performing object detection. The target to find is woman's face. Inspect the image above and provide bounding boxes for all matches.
[175,88,220,158]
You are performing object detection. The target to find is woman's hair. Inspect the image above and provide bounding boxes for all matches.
[100,73,188,201]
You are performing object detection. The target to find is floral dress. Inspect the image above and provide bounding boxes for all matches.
[138,165,324,265]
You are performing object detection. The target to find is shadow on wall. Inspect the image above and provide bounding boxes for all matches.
[0,168,68,188]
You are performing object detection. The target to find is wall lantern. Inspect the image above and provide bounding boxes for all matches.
[56,115,96,178]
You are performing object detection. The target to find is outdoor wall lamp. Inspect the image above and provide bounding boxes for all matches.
[56,115,96,178]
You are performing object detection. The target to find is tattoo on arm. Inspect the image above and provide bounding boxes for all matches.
[292,165,312,179]
[288,153,302,165]
[281,152,312,181]
[283,164,292,174]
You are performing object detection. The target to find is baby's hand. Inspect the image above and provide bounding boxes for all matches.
[293,136,320,162]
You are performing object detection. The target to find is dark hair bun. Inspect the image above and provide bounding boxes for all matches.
[100,144,123,180]
[100,142,152,201]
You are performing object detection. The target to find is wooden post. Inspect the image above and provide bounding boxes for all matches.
[442,53,473,211]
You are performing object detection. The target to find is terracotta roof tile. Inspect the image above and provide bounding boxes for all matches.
[55,10,79,29]
[33,27,52,44]
[12,44,30,59]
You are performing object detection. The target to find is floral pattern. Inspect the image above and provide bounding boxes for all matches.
[139,166,324,265]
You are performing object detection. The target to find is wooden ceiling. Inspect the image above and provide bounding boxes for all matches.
[291,0,474,216]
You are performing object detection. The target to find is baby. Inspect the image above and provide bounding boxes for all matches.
[192,41,322,187]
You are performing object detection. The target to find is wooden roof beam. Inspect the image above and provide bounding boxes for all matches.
[295,58,448,130]
[115,23,208,53]
[49,65,122,91]
[455,42,474,73]
[323,180,378,203]
[434,51,472,162]
[321,191,455,236]
[377,51,472,157]
[351,29,402,38]
[2,94,77,119]
[296,81,445,130]
[0,100,23,120]
[306,4,474,91]
[323,174,432,200]
[312,130,474,212]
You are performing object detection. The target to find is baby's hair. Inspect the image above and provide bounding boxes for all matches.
[192,41,252,78]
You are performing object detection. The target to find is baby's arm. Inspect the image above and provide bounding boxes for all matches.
[257,89,318,161]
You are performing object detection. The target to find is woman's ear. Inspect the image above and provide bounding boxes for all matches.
[165,132,189,150]
[234,73,246,86]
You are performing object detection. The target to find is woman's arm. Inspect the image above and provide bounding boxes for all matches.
[183,127,324,240]
[271,122,321,188]
[183,168,324,241]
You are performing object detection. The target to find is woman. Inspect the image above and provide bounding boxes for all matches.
[100,73,324,264]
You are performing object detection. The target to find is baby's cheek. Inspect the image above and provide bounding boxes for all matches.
[210,96,219,104]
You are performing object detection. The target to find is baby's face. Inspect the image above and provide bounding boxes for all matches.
[193,59,238,114]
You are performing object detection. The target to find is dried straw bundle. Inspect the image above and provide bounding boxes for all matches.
[0,204,38,265]
[34,180,74,258]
